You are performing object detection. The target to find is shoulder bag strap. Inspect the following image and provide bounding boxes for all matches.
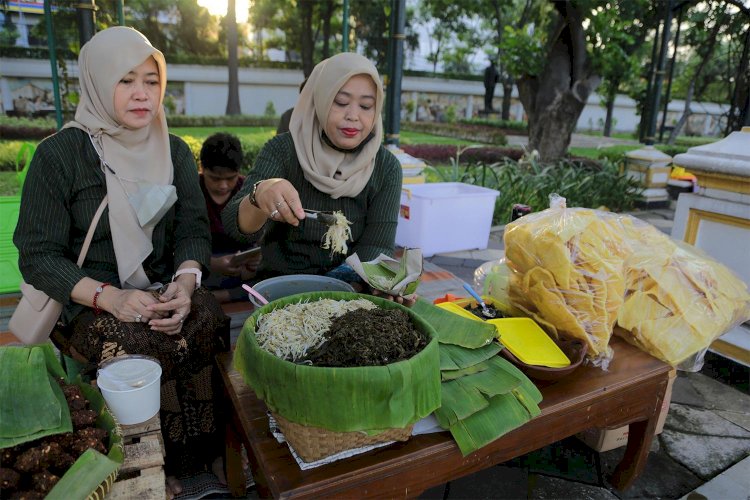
[76,195,108,268]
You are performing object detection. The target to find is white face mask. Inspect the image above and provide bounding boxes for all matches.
[127,181,177,228]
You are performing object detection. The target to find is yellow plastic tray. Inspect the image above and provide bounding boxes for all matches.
[452,296,510,317]
[435,302,484,322]
[487,317,570,368]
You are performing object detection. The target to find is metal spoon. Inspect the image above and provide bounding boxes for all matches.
[462,283,496,318]
[303,209,338,226]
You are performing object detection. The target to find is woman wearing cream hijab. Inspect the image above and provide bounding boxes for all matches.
[223,52,411,303]
[14,27,228,495]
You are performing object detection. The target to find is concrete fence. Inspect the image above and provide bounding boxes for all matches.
[0,57,729,136]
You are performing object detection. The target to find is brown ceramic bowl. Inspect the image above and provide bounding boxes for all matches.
[500,337,588,382]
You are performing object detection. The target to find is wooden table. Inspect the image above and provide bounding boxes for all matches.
[217,337,671,498]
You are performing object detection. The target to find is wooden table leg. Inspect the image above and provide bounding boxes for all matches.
[609,414,659,490]
[225,414,247,497]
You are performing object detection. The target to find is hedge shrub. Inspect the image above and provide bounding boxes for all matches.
[402,122,507,145]
[166,115,277,128]
[0,116,57,140]
[402,144,524,164]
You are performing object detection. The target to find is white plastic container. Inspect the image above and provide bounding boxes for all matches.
[395,182,500,257]
[97,355,162,425]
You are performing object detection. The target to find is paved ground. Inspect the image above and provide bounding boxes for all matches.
[415,205,750,500]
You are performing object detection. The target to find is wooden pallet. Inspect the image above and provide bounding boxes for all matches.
[109,415,166,499]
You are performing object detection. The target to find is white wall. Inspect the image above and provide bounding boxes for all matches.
[0,57,729,136]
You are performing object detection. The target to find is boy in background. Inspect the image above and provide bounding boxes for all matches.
[199,132,261,302]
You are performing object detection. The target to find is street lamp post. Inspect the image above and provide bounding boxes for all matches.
[659,4,684,142]
[342,0,349,52]
[43,1,63,130]
[384,0,406,147]
[76,0,97,46]
[645,0,674,145]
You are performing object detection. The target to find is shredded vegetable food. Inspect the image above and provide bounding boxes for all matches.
[255,298,376,361]
[322,211,352,256]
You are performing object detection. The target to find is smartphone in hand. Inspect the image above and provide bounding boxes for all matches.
[229,247,262,267]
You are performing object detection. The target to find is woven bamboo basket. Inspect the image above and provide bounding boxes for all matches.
[234,292,442,463]
[273,412,414,462]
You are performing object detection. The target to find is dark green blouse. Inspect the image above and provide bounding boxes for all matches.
[221,133,402,279]
[13,127,210,321]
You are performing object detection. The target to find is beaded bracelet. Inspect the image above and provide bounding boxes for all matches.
[93,283,111,315]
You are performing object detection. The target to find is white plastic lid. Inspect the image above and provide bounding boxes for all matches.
[97,355,161,391]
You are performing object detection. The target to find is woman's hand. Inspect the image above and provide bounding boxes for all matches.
[211,254,242,277]
[146,280,192,335]
[369,288,418,308]
[254,178,305,225]
[107,289,164,323]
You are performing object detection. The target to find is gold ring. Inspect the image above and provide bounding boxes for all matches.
[270,209,279,218]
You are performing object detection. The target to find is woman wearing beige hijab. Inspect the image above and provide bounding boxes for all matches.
[223,52,410,303]
[14,27,228,494]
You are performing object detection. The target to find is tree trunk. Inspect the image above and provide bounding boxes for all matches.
[727,27,750,133]
[603,84,617,137]
[225,0,241,115]
[501,80,512,121]
[667,82,693,144]
[516,3,599,162]
[668,11,724,144]
[299,0,315,77]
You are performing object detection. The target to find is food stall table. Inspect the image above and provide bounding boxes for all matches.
[217,336,671,498]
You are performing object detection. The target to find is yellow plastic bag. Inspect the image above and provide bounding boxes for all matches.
[502,194,750,370]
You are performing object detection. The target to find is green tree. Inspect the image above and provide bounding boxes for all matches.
[415,0,469,75]
[667,2,730,143]
[589,0,656,137]
[172,0,222,57]
[123,0,172,53]
[496,0,653,160]
[249,0,344,75]
[0,9,18,46]
[483,0,549,121]
[350,0,418,71]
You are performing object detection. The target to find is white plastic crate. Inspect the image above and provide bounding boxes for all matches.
[395,182,499,257]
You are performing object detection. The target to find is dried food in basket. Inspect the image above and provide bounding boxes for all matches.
[0,345,124,499]
[234,291,441,460]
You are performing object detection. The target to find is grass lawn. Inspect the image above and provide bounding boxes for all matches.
[578,130,638,141]
[173,128,477,147]
[399,131,476,146]
[569,144,641,159]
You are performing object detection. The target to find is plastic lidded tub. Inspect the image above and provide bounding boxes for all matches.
[97,355,162,425]
[248,274,355,307]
